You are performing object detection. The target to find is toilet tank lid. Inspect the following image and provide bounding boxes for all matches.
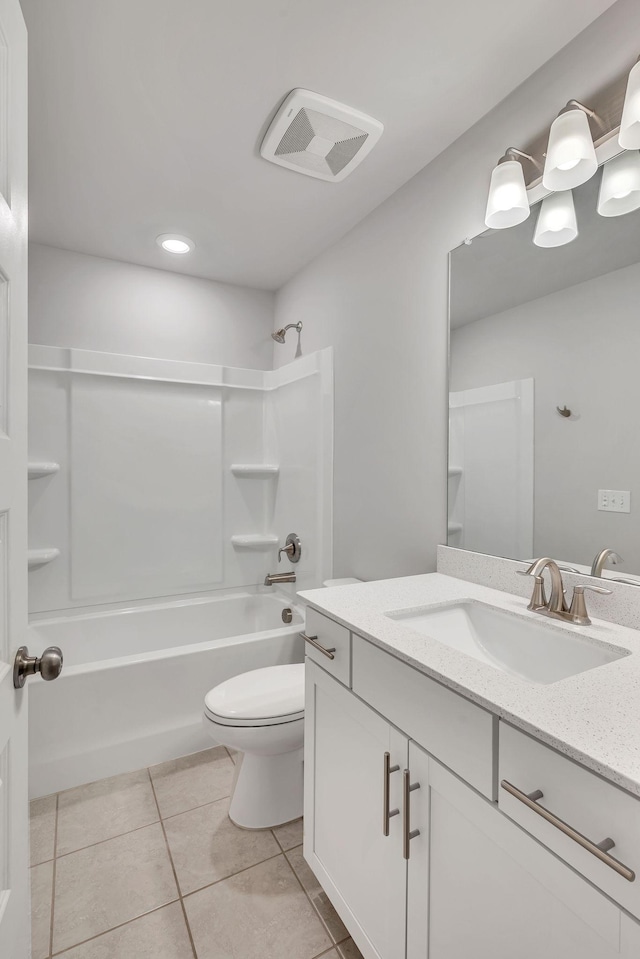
[205,664,305,722]
[323,577,363,587]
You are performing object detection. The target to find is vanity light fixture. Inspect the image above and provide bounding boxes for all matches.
[542,101,598,192]
[533,190,578,248]
[156,234,195,254]
[597,149,640,217]
[619,57,640,149]
[484,148,533,229]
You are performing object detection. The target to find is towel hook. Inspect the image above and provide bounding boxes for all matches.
[557,405,571,418]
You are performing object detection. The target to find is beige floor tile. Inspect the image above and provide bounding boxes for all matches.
[164,797,279,895]
[31,860,53,959]
[52,823,178,954]
[338,940,365,959]
[226,747,241,764]
[57,768,159,856]
[55,902,194,959]
[30,794,57,866]
[184,854,331,959]
[286,845,349,944]
[149,747,234,819]
[273,816,303,851]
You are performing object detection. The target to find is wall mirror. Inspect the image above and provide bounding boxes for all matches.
[448,151,640,582]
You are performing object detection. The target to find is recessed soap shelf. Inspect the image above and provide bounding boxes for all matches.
[230,464,280,477]
[28,461,61,479]
[231,534,279,550]
[28,547,61,570]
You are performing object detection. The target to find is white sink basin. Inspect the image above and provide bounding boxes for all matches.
[384,600,628,685]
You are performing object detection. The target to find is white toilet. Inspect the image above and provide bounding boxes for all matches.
[203,663,305,829]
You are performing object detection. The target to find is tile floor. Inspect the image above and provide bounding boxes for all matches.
[30,746,364,959]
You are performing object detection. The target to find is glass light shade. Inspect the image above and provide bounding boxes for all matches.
[619,60,640,150]
[542,109,597,191]
[598,150,640,217]
[484,160,530,229]
[533,191,578,248]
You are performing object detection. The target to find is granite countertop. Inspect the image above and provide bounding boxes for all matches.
[299,573,640,798]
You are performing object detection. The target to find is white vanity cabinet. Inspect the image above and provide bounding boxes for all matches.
[303,618,640,959]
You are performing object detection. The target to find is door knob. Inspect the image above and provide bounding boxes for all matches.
[13,645,63,689]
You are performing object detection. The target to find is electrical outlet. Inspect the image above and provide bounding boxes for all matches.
[598,490,631,513]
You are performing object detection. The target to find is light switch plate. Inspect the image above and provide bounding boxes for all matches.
[598,489,631,513]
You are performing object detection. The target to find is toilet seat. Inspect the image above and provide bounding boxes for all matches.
[204,663,304,727]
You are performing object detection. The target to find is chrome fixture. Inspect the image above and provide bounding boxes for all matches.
[279,532,302,564]
[501,780,634,881]
[271,321,302,344]
[264,571,296,586]
[518,557,611,626]
[591,548,622,578]
[300,631,335,660]
[14,645,63,689]
[281,607,293,624]
[556,405,571,418]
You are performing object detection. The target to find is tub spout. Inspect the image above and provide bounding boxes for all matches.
[264,571,296,586]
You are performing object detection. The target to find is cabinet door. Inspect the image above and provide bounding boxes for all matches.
[407,746,633,959]
[304,660,407,959]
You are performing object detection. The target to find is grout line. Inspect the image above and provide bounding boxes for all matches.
[224,745,237,765]
[282,846,347,948]
[147,768,199,959]
[160,792,233,824]
[48,793,60,958]
[50,900,181,957]
[53,816,162,861]
[181,850,285,900]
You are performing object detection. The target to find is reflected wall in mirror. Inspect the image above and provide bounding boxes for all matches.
[448,155,640,582]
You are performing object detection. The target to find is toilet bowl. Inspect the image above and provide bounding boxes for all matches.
[203,663,305,829]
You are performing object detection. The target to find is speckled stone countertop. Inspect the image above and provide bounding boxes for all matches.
[299,573,640,798]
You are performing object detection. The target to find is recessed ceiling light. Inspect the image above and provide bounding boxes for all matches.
[156,233,195,254]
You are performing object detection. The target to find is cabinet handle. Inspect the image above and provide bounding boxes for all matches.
[383,752,400,836]
[402,769,420,860]
[300,632,336,660]
[500,780,635,883]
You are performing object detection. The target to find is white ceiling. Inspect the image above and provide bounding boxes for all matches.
[21,0,617,291]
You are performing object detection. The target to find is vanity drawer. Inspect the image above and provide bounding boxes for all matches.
[303,608,351,686]
[499,722,640,918]
[351,634,496,799]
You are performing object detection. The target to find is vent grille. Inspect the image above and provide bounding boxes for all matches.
[275,107,369,177]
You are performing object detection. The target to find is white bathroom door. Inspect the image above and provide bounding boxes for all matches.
[0,0,30,957]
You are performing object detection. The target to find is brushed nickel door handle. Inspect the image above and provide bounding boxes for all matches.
[14,645,63,689]
[300,632,336,660]
[501,780,635,882]
[383,751,400,836]
[402,769,420,860]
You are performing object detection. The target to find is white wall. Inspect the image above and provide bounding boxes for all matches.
[29,243,275,369]
[272,0,639,582]
[450,260,640,571]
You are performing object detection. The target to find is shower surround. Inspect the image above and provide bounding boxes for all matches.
[26,344,333,796]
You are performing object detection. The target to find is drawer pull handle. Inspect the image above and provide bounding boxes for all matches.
[301,632,336,660]
[500,780,635,883]
[383,751,400,836]
[402,769,420,860]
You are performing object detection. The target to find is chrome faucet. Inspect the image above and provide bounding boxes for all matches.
[518,557,611,626]
[264,571,296,587]
[591,548,622,578]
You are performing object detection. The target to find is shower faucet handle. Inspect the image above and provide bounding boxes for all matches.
[278,533,302,564]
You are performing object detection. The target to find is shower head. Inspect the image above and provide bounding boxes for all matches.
[271,321,302,343]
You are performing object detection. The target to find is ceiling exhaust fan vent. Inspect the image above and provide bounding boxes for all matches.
[261,89,383,182]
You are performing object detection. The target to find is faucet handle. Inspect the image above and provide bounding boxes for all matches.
[568,583,612,626]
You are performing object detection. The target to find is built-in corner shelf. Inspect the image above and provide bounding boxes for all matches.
[231,534,279,550]
[230,464,280,478]
[28,547,61,570]
[447,522,463,535]
[28,461,60,479]
[448,466,463,478]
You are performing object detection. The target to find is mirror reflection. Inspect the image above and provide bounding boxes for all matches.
[448,157,640,581]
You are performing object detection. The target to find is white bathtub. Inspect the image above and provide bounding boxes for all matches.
[28,591,305,798]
